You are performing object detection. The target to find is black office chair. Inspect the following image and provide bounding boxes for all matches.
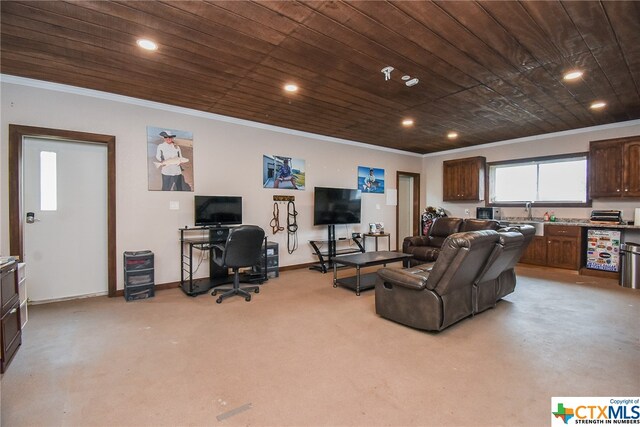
[211,225,266,303]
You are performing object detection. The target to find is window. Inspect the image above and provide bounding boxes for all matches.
[488,153,589,206]
[40,151,57,211]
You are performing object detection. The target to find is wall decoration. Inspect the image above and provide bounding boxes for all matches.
[368,222,385,234]
[263,155,306,190]
[358,166,384,193]
[147,126,194,191]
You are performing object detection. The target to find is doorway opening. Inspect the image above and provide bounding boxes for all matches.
[396,171,420,250]
[9,125,117,297]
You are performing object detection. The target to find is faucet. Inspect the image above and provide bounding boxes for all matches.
[525,201,533,220]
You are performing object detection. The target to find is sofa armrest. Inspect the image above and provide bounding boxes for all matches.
[377,267,431,291]
[402,235,430,252]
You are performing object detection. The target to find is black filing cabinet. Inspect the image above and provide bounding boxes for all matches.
[1,259,21,373]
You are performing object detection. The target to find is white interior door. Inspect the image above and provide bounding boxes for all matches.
[23,137,108,302]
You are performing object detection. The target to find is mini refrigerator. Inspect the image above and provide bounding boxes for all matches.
[585,229,622,272]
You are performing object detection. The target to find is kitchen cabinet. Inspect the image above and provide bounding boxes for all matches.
[518,225,581,270]
[520,236,547,265]
[1,259,21,373]
[546,225,582,270]
[589,137,640,198]
[443,156,485,201]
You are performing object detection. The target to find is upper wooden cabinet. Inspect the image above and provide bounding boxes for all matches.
[443,156,486,201]
[589,137,640,198]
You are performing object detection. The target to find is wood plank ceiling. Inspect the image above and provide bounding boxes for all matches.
[1,1,639,154]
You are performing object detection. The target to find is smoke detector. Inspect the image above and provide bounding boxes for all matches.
[381,66,394,81]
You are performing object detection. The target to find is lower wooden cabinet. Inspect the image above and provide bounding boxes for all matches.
[1,260,21,373]
[519,225,582,270]
[545,225,582,270]
[520,236,547,265]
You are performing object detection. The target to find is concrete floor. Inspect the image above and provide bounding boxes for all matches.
[1,265,638,426]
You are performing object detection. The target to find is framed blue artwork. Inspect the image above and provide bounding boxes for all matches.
[358,166,384,193]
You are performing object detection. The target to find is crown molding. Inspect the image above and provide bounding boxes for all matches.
[0,74,422,158]
[422,119,640,158]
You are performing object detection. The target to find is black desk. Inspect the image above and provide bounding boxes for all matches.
[179,227,268,296]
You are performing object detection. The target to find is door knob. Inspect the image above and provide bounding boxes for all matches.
[26,212,35,223]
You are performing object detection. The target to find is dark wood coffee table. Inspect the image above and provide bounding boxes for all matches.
[332,251,414,295]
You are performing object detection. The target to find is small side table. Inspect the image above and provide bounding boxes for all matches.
[363,233,391,252]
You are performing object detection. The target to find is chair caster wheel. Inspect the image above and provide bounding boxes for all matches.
[255,288,260,293]
[245,296,251,302]
[216,298,222,304]
[212,291,217,296]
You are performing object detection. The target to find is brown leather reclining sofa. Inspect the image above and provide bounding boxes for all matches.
[375,225,535,332]
[402,217,501,266]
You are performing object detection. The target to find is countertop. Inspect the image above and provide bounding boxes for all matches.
[500,218,640,230]
[0,257,18,269]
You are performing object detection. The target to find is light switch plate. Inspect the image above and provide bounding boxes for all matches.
[169,201,179,210]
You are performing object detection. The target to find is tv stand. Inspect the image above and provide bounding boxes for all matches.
[309,225,365,273]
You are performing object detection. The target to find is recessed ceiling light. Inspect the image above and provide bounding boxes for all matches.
[136,39,158,51]
[447,132,458,139]
[284,84,298,93]
[563,70,583,81]
[402,119,414,127]
[590,101,606,110]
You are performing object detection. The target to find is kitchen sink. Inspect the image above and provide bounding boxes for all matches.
[501,221,545,236]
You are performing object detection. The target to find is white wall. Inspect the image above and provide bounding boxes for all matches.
[1,78,422,289]
[4,77,639,291]
[422,121,640,222]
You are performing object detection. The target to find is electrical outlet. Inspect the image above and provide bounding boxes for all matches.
[464,209,470,215]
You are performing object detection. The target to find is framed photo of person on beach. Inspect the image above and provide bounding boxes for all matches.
[147,126,194,191]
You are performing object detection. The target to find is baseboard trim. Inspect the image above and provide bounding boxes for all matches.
[578,267,619,280]
[113,264,316,297]
[115,281,180,297]
[279,262,316,271]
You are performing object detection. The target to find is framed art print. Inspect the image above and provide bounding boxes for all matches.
[358,166,384,193]
[147,126,194,191]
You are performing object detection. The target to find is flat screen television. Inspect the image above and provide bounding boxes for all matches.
[194,196,242,226]
[313,187,362,225]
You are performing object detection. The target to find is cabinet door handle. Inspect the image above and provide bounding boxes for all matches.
[616,189,620,192]
[9,308,17,314]
[625,188,629,192]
